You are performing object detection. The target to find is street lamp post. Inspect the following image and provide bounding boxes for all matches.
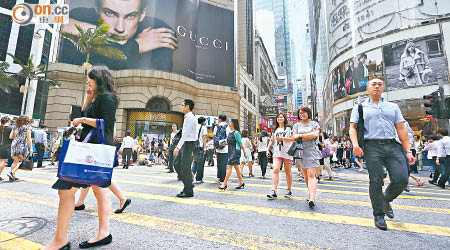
[34,28,50,125]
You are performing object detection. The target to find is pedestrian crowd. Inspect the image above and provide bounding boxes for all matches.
[0,67,448,250]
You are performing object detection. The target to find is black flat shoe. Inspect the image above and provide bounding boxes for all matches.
[308,200,315,208]
[74,204,85,211]
[235,183,245,189]
[114,199,131,214]
[79,234,112,249]
[58,242,71,250]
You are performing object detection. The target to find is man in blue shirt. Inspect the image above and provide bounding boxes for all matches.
[349,78,415,230]
[34,125,48,168]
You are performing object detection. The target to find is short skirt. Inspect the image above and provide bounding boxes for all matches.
[227,146,241,165]
[240,148,252,162]
[51,179,111,190]
[295,140,321,169]
[0,145,11,159]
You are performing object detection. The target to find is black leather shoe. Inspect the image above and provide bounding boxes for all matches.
[383,201,394,219]
[74,204,85,211]
[374,216,387,230]
[176,192,193,198]
[58,242,71,250]
[79,234,112,249]
[114,199,131,214]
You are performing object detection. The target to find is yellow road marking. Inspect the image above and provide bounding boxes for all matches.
[28,171,450,201]
[10,178,450,238]
[0,189,326,250]
[113,172,450,201]
[16,174,450,215]
[0,231,42,250]
[118,191,450,237]
[120,168,449,192]
[112,178,450,215]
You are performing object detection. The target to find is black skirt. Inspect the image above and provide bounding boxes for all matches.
[52,179,111,190]
[0,145,11,159]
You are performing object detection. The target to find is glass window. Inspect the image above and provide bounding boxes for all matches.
[0,0,16,9]
[14,24,35,64]
[426,39,442,55]
[244,85,247,99]
[0,14,12,61]
[40,30,52,65]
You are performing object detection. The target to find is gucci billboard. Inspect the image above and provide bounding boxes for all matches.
[59,0,235,86]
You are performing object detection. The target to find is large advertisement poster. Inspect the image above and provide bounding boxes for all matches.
[59,0,234,87]
[383,35,449,91]
[333,49,383,102]
[326,0,450,62]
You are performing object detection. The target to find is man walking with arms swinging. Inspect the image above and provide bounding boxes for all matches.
[349,78,415,230]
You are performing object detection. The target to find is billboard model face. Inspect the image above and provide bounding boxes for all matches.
[59,0,235,87]
[383,35,449,91]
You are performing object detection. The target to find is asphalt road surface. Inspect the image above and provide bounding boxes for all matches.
[0,162,449,250]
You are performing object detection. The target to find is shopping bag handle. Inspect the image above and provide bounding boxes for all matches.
[81,119,106,144]
[96,119,106,145]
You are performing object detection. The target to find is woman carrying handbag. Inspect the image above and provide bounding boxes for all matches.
[292,106,321,208]
[266,113,294,200]
[43,66,118,250]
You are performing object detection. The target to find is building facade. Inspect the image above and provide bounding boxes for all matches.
[44,0,275,138]
[255,0,294,87]
[0,0,61,122]
[314,0,450,135]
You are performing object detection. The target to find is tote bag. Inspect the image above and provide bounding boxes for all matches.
[57,119,116,186]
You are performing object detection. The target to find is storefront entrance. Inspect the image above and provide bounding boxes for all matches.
[126,110,184,139]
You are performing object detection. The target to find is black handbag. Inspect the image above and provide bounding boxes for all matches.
[193,125,205,162]
[357,104,365,149]
[19,154,34,171]
[288,138,303,157]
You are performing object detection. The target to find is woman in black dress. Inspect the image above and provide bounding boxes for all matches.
[43,66,118,250]
[0,116,12,180]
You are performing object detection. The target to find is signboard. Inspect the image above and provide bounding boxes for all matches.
[259,117,269,131]
[383,35,448,91]
[59,0,235,86]
[264,106,278,115]
[332,48,383,101]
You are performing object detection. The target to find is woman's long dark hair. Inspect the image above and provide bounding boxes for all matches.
[15,115,30,129]
[88,66,120,104]
[274,113,288,130]
[1,116,10,131]
[230,119,240,133]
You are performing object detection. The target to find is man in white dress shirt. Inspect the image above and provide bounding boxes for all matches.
[174,99,197,197]
[122,131,134,169]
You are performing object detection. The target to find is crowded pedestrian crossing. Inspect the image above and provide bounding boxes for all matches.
[1,164,449,250]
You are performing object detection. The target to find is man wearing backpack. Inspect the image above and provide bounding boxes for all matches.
[349,78,414,230]
[214,114,231,184]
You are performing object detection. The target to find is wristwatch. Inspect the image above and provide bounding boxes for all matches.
[405,150,412,154]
